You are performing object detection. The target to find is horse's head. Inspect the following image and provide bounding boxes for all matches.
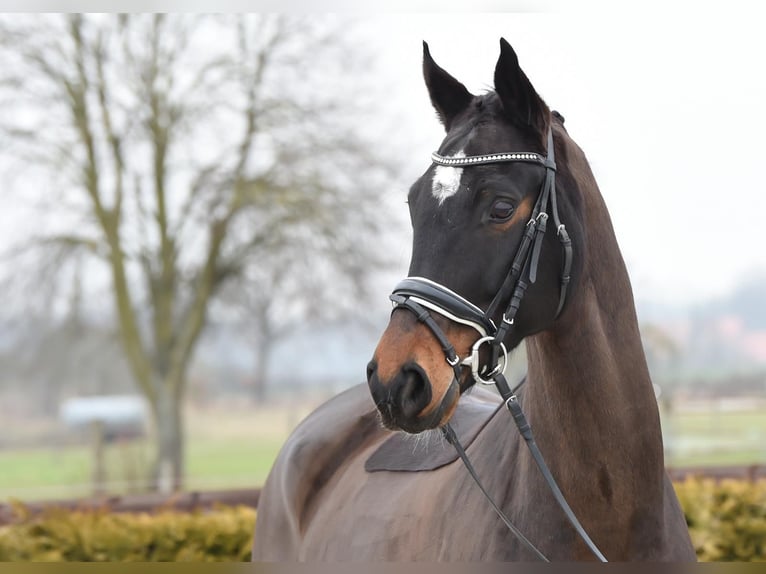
[367,39,584,434]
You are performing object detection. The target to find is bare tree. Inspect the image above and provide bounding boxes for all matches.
[0,14,398,491]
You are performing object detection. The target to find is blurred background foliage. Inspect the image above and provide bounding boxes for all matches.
[0,479,764,561]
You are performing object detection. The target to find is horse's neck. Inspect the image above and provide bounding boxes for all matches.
[523,181,665,504]
[525,280,663,464]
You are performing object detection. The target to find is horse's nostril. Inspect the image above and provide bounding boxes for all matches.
[367,361,433,426]
[394,365,431,419]
[367,361,389,410]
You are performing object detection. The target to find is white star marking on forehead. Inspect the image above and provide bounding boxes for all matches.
[431,149,465,206]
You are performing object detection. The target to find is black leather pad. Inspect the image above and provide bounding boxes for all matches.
[365,388,502,473]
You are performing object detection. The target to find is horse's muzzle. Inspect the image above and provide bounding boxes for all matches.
[367,360,459,433]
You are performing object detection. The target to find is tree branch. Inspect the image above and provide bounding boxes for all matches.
[94,29,125,217]
[167,218,228,391]
[66,15,155,403]
[143,15,178,376]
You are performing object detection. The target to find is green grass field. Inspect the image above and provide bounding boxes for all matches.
[0,400,319,501]
[661,408,766,466]
[0,438,285,500]
[0,400,764,502]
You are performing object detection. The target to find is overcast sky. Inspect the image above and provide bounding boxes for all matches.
[359,11,766,306]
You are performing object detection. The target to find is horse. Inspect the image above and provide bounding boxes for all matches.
[251,39,696,561]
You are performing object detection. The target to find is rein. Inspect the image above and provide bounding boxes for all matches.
[388,126,606,562]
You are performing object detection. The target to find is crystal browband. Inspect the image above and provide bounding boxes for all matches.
[431,151,546,167]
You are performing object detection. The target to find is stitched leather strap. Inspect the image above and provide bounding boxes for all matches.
[556,226,572,317]
[392,277,496,336]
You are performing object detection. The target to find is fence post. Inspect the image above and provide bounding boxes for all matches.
[91,419,106,497]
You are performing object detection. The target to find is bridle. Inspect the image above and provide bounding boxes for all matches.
[387,125,607,562]
[390,127,571,387]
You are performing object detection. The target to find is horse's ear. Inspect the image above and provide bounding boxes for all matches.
[423,41,473,131]
[493,38,549,135]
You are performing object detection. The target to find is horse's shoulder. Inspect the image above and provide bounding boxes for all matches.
[287,383,381,456]
[254,384,384,559]
[264,383,384,502]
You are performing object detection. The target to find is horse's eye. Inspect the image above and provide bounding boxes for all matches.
[489,200,514,222]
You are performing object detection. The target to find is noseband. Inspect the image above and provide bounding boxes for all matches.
[385,125,607,562]
[389,127,572,385]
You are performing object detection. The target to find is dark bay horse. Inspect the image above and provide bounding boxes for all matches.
[252,39,696,561]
